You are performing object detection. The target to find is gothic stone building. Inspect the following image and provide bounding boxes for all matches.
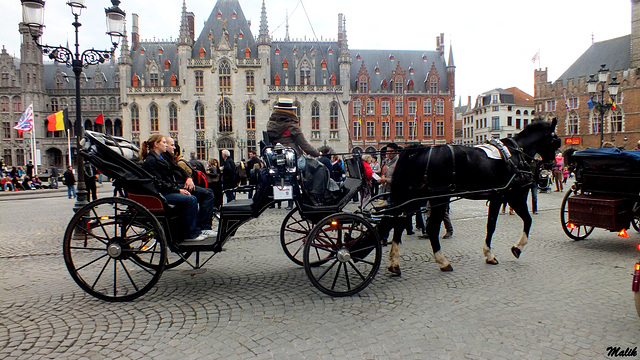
[534,0,640,151]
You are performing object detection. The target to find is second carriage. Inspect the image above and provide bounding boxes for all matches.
[63,130,383,301]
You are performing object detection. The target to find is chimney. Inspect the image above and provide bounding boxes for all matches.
[132,13,140,51]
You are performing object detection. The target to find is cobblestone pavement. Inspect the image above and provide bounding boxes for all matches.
[1,187,639,359]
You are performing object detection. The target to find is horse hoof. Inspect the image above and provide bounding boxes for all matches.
[486,258,499,265]
[388,265,401,277]
[511,246,521,259]
[440,264,453,272]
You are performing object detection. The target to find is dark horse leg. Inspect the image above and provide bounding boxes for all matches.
[509,189,532,259]
[387,216,410,276]
[425,198,453,271]
[483,200,502,265]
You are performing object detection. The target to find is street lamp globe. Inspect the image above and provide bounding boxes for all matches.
[105,0,126,45]
[609,77,620,96]
[598,64,609,83]
[67,0,86,15]
[587,74,598,94]
[20,0,45,29]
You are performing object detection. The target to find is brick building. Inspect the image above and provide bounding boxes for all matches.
[534,0,640,151]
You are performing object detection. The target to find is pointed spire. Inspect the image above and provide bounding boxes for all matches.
[338,13,350,64]
[284,9,290,42]
[119,19,131,64]
[447,44,455,67]
[258,0,270,45]
[178,0,192,46]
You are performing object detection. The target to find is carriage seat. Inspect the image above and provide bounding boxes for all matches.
[220,198,254,213]
[127,192,175,213]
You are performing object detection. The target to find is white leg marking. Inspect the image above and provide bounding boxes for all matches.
[390,243,400,267]
[433,250,451,269]
[515,232,529,250]
[483,245,495,262]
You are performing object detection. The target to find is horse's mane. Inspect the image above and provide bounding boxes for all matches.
[512,119,548,141]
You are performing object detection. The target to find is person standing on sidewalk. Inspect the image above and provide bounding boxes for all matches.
[63,166,76,199]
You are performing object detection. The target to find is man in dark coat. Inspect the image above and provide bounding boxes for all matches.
[63,166,76,199]
[266,98,320,157]
[221,149,237,203]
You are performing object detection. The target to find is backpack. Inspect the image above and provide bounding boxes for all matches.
[180,159,208,188]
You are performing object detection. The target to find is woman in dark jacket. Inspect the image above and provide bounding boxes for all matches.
[266,98,320,157]
[140,134,205,241]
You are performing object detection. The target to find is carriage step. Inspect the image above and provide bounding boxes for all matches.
[175,237,221,251]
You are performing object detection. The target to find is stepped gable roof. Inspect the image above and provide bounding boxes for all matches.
[270,40,340,85]
[350,49,448,92]
[192,0,256,59]
[43,61,120,90]
[505,87,534,106]
[556,35,630,83]
[130,41,180,86]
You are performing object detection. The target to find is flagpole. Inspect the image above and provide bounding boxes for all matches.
[32,123,37,175]
[67,129,72,167]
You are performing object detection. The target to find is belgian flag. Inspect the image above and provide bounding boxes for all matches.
[47,108,69,131]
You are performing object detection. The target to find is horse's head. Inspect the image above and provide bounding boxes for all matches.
[514,118,561,162]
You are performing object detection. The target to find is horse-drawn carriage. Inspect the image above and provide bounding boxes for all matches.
[558,147,640,318]
[64,130,382,301]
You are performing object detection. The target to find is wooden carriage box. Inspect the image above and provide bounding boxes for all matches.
[568,194,632,231]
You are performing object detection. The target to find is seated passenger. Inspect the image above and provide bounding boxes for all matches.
[140,134,212,242]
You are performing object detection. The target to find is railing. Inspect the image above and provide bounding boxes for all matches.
[128,86,181,94]
[268,85,343,93]
[188,59,214,67]
[236,58,261,67]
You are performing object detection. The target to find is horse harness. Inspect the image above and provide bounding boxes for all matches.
[421,140,533,194]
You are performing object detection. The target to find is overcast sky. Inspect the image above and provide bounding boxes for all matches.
[1,0,632,104]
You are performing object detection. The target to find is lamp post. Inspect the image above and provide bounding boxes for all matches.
[20,0,125,211]
[586,64,620,148]
[236,137,245,160]
[204,138,212,160]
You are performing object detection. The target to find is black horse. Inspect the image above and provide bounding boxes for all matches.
[383,118,560,274]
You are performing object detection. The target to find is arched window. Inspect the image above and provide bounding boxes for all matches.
[311,102,320,131]
[329,102,339,130]
[429,77,438,94]
[246,101,255,129]
[169,103,178,131]
[105,119,113,135]
[293,101,301,119]
[359,75,368,93]
[196,102,205,130]
[84,120,93,132]
[1,97,9,112]
[150,104,159,132]
[50,98,58,112]
[567,113,579,135]
[114,119,123,137]
[219,60,231,92]
[12,96,21,113]
[299,60,311,85]
[109,97,117,110]
[1,67,9,87]
[99,97,106,111]
[218,99,232,132]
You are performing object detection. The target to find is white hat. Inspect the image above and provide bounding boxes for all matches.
[274,98,296,110]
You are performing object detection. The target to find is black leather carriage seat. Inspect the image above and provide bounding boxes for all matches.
[220,198,254,213]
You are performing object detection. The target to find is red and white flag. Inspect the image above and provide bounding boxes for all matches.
[14,103,34,134]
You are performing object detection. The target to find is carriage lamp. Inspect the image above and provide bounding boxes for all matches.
[20,0,125,213]
[587,64,620,148]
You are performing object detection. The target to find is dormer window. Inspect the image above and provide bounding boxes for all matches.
[356,53,361,60]
[293,48,297,55]
[381,79,388,90]
[389,54,394,61]
[328,47,333,55]
[232,11,237,19]
[170,74,177,87]
[422,54,427,62]
[330,73,336,86]
[132,74,140,87]
[140,47,145,55]
[199,47,206,59]
[274,73,281,86]
[283,58,288,69]
[407,79,414,91]
[275,47,280,55]
[164,59,171,70]
[492,94,499,104]
[238,31,243,39]
[209,32,212,39]
[217,10,222,19]
[245,46,251,58]
[321,58,327,70]
[375,66,380,74]
[409,66,414,74]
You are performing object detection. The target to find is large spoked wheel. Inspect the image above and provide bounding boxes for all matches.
[63,197,167,302]
[303,213,382,297]
[560,188,594,240]
[280,207,315,266]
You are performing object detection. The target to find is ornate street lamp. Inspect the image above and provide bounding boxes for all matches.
[20,0,125,211]
[236,137,246,160]
[204,138,212,160]
[587,64,620,148]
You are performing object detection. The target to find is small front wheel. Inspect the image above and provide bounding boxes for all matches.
[63,197,167,302]
[304,213,381,297]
